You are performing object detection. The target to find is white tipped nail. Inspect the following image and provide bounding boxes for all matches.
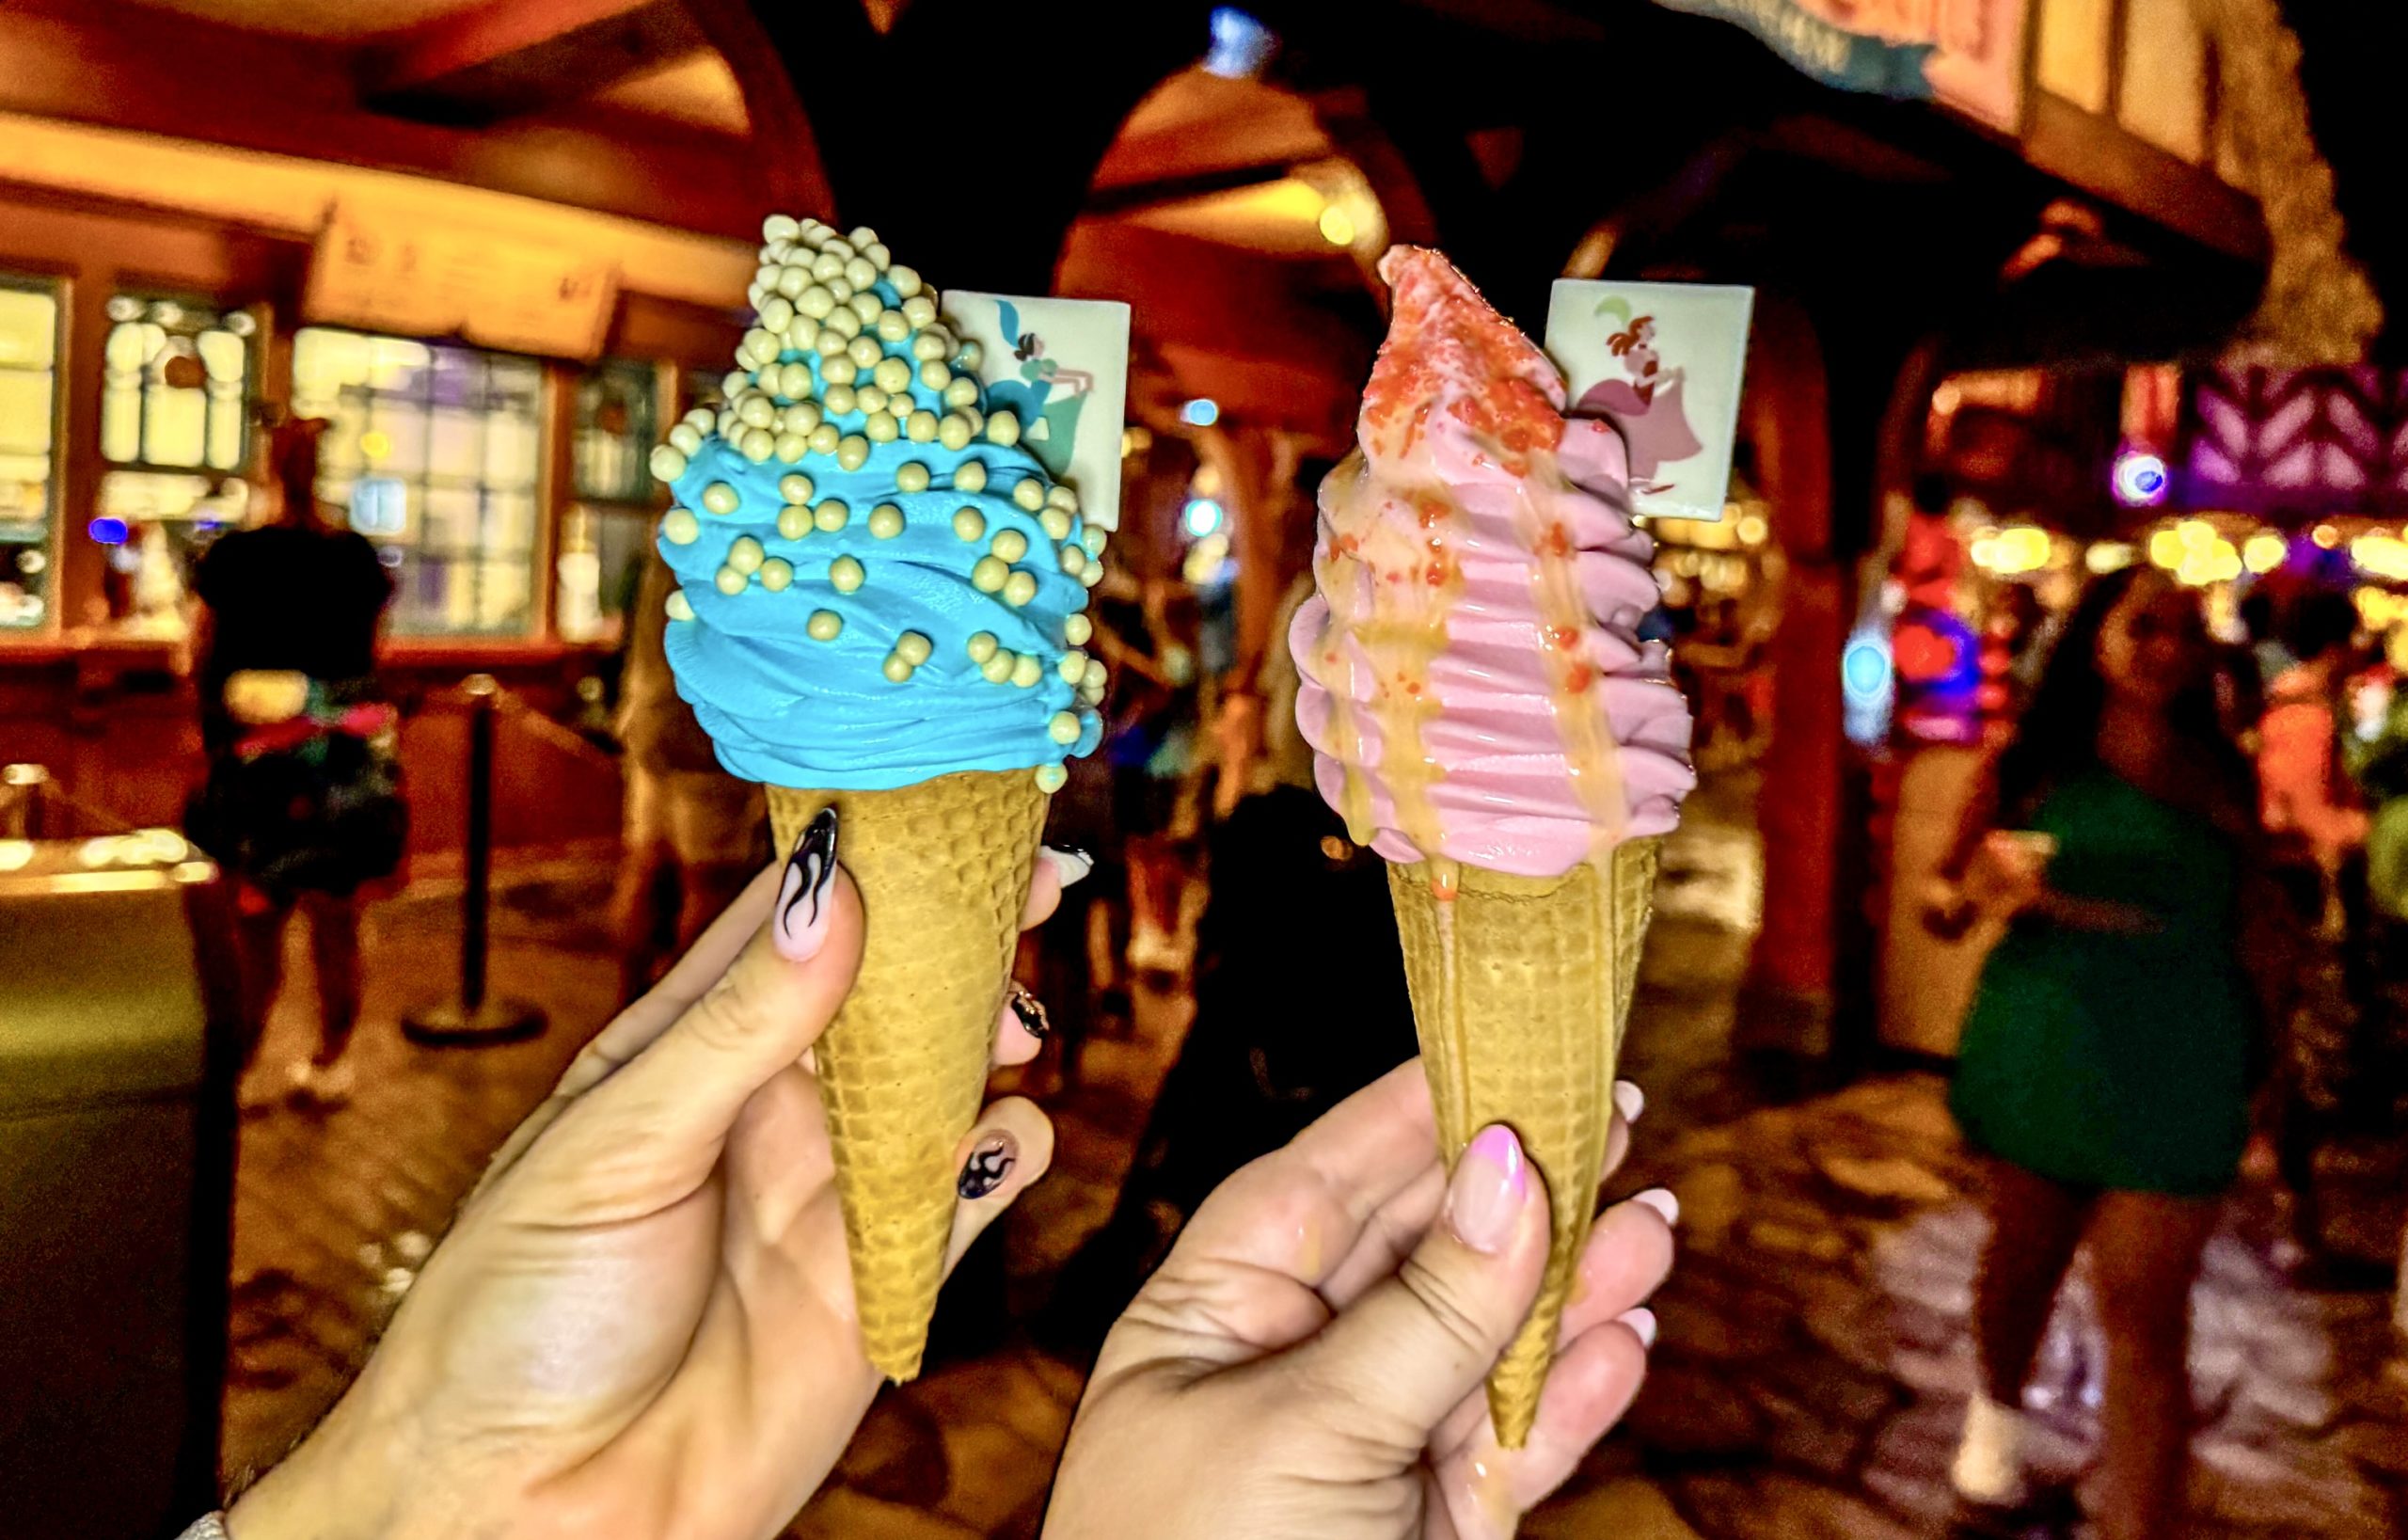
[1630,1187,1680,1228]
[1612,1079,1645,1124]
[1619,1307,1658,1348]
[1039,847,1094,887]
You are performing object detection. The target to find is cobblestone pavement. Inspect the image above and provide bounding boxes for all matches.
[224,781,2408,1538]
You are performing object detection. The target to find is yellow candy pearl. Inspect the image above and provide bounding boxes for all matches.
[714,565,747,595]
[1013,479,1046,512]
[726,536,766,574]
[660,508,700,546]
[895,630,933,666]
[1040,509,1073,541]
[953,508,987,543]
[830,556,864,593]
[1048,710,1082,745]
[815,500,850,532]
[896,462,931,493]
[980,649,1017,684]
[868,505,905,539]
[1060,545,1088,576]
[777,506,811,540]
[1012,653,1044,689]
[702,483,739,516]
[967,631,999,663]
[807,610,843,641]
[907,410,940,443]
[837,437,871,471]
[955,461,989,494]
[758,558,794,592]
[971,555,1009,593]
[988,412,1022,447]
[808,423,842,454]
[881,654,914,684]
[1059,650,1088,682]
[1004,571,1038,608]
[665,588,694,622]
[1036,764,1068,793]
[991,529,1029,563]
[1065,614,1093,646]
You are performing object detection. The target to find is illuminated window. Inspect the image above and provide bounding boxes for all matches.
[0,279,59,630]
[294,326,547,638]
[102,294,256,472]
[93,294,262,632]
[2036,0,2114,113]
[2119,0,2208,162]
[556,359,663,643]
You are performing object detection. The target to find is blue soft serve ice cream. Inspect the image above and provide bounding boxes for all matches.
[648,216,1108,791]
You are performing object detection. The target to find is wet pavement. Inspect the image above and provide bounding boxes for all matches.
[222,774,2408,1536]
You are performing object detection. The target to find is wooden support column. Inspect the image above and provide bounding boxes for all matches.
[1739,293,1844,1056]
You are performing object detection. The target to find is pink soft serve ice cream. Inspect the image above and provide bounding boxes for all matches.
[1291,246,1695,878]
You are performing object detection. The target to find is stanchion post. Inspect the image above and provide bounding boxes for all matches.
[404,675,545,1046]
[462,675,496,1012]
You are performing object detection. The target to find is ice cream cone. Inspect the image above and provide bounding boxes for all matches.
[766,770,1050,1381]
[1385,836,1662,1448]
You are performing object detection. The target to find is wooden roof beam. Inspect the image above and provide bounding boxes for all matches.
[361,0,709,127]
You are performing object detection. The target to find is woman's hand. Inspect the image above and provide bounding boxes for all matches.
[1044,1063,1675,1540]
[1961,829,2051,920]
[228,816,1069,1540]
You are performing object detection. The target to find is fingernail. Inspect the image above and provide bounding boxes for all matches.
[1613,1080,1645,1124]
[1630,1187,1680,1228]
[1446,1123,1528,1255]
[1006,982,1051,1040]
[1039,846,1094,887]
[1619,1307,1658,1348]
[772,809,840,961]
[958,1131,1018,1199]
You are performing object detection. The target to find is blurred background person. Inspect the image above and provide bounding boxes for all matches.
[2258,588,2369,933]
[1925,566,2275,1540]
[1038,458,1416,1353]
[185,415,402,1107]
[607,548,768,1006]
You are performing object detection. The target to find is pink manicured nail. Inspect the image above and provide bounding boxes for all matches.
[772,809,839,961]
[1619,1307,1658,1348]
[1630,1187,1679,1227]
[1612,1080,1645,1123]
[1447,1124,1528,1254]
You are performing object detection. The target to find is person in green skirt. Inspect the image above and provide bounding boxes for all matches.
[1923,564,2284,1540]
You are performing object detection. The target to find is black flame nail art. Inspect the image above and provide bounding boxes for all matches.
[958,1133,1018,1199]
[772,808,839,961]
[1006,982,1051,1040]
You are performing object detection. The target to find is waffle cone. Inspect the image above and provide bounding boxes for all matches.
[1386,837,1661,1448]
[766,771,1050,1381]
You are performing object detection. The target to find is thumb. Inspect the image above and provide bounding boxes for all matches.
[1287,1124,1550,1454]
[529,812,863,1207]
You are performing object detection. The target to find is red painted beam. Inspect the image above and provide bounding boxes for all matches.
[361,0,709,127]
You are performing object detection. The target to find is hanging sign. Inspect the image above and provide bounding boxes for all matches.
[1654,0,2029,133]
[304,200,619,360]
